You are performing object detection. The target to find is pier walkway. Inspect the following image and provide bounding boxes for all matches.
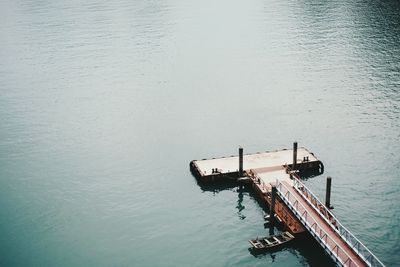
[274,169,385,267]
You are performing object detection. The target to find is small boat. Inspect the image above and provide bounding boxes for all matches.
[249,231,295,251]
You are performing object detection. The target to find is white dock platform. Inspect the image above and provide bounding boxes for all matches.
[192,147,318,177]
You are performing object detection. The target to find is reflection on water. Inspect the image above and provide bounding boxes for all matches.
[236,191,246,220]
[0,0,399,266]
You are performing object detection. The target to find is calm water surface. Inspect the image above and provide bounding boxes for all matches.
[0,0,399,266]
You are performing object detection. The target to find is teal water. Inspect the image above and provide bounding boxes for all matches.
[1,0,399,266]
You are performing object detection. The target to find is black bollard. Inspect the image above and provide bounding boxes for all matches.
[293,142,298,170]
[239,146,243,177]
[269,186,277,224]
[325,177,332,209]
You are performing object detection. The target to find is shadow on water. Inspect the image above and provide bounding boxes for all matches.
[197,180,239,194]
[193,172,337,266]
[249,233,337,267]
[290,233,337,267]
[236,190,246,220]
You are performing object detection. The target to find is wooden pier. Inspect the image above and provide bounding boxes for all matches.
[190,143,385,267]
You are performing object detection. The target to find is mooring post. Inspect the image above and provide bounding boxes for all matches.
[325,176,332,209]
[293,141,298,170]
[239,146,243,177]
[270,186,277,223]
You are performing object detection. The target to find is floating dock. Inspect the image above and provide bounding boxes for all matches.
[190,145,324,183]
[190,143,385,267]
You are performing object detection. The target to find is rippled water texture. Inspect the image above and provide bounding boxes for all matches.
[0,0,399,266]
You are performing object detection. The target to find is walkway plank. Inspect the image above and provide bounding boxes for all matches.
[279,181,366,267]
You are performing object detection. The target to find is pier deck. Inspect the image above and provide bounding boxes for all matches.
[190,147,323,182]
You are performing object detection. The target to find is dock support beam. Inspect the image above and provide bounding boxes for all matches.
[325,177,332,209]
[270,186,277,222]
[239,146,243,177]
[293,142,298,170]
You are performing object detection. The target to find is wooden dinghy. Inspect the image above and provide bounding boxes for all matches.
[249,231,295,251]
